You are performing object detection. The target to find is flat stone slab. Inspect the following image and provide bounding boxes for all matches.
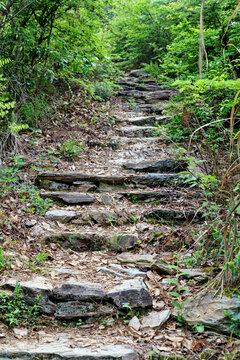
[145,207,200,223]
[37,172,186,188]
[122,191,171,203]
[55,301,113,320]
[73,209,131,226]
[124,115,156,126]
[44,231,139,252]
[52,283,106,301]
[45,209,76,223]
[0,344,138,359]
[123,159,188,173]
[117,253,174,275]
[116,126,156,138]
[108,279,152,309]
[97,264,146,279]
[129,115,170,126]
[178,291,240,336]
[41,192,95,205]
[141,310,171,329]
[145,90,177,102]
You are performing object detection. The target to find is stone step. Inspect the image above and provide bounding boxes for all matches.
[121,190,179,203]
[116,125,156,137]
[2,276,152,318]
[131,103,165,115]
[145,207,202,223]
[0,345,138,360]
[45,208,133,226]
[43,231,139,252]
[41,192,95,205]
[118,89,177,103]
[37,173,187,190]
[127,115,170,126]
[123,159,188,173]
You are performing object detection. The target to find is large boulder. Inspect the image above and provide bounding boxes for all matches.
[178,291,240,335]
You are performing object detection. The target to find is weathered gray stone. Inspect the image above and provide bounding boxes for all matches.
[117,253,174,275]
[180,268,210,283]
[54,301,113,320]
[44,232,108,251]
[123,159,188,173]
[41,192,95,205]
[141,310,171,329]
[88,209,118,225]
[128,116,169,126]
[25,219,37,227]
[145,90,177,102]
[0,344,138,359]
[72,181,97,192]
[101,193,113,206]
[97,264,145,279]
[52,283,106,302]
[30,225,45,236]
[132,104,164,115]
[129,69,148,78]
[178,291,240,336]
[116,126,156,138]
[44,231,138,252]
[108,279,152,309]
[111,233,139,252]
[123,191,170,203]
[45,209,76,223]
[145,207,200,223]
[129,316,141,331]
[37,172,186,188]
[123,116,156,126]
[97,266,127,278]
[39,180,70,191]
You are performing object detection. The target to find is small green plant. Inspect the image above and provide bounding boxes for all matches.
[128,98,136,110]
[0,247,12,272]
[165,253,190,311]
[0,281,40,327]
[58,139,83,160]
[121,302,133,323]
[224,309,240,339]
[25,250,49,272]
[131,215,138,224]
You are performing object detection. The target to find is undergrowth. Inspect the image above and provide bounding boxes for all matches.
[0,281,39,328]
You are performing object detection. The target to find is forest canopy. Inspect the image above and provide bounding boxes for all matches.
[0,0,239,130]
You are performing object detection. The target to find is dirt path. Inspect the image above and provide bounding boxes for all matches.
[0,71,230,359]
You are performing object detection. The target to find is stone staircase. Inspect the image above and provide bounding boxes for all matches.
[0,71,203,359]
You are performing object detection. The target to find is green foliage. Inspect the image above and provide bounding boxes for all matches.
[0,281,40,328]
[0,167,52,214]
[58,139,83,160]
[0,247,12,272]
[24,251,49,272]
[0,59,15,124]
[109,0,240,78]
[224,309,240,338]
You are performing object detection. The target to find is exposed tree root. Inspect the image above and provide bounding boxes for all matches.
[0,131,22,159]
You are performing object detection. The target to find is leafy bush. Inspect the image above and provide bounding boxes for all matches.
[0,281,39,328]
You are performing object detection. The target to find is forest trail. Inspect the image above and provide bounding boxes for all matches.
[0,71,217,359]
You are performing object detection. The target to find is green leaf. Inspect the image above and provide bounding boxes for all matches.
[194,324,205,333]
[171,300,182,309]
[165,279,179,285]
[169,291,181,298]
